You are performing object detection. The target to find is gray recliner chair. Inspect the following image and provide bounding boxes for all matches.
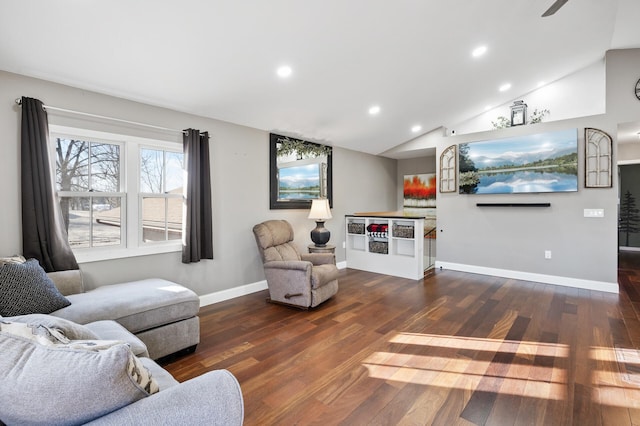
[252,220,339,309]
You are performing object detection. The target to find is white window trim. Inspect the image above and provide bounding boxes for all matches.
[50,125,184,264]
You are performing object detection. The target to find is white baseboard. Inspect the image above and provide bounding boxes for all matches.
[435,261,619,294]
[199,280,268,307]
[619,246,640,252]
[199,261,348,307]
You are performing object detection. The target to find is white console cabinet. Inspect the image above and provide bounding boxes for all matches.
[345,215,424,280]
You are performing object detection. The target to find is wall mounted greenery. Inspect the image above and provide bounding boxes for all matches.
[276,136,332,159]
[529,108,550,124]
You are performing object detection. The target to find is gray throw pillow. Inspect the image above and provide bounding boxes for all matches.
[0,259,71,316]
[0,320,158,425]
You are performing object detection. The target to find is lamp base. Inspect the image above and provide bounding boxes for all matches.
[310,221,331,247]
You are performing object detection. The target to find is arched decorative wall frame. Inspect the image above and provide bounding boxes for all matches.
[585,128,612,188]
[439,145,457,193]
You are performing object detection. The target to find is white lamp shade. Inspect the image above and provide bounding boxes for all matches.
[308,199,332,220]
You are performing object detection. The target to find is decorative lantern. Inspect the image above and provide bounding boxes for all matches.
[510,100,528,126]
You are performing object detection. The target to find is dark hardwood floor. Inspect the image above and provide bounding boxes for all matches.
[162,261,640,425]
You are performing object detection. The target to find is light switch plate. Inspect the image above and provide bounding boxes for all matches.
[584,209,604,218]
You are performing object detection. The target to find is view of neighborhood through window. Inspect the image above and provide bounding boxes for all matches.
[53,134,185,253]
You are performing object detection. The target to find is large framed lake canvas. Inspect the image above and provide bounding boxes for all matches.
[458,129,578,195]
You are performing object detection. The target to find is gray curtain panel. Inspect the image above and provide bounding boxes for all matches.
[182,129,213,263]
[21,97,79,272]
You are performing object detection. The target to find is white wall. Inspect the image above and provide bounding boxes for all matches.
[449,59,606,136]
[0,71,397,296]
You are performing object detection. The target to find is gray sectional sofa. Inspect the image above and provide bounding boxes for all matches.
[0,260,245,424]
[47,270,200,360]
[0,314,244,425]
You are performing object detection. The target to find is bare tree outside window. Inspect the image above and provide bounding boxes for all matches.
[56,139,88,229]
[140,148,164,194]
[55,138,122,248]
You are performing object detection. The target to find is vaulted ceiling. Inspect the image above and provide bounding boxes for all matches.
[1,1,639,156]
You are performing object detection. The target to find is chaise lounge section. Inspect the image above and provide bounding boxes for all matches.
[0,255,200,361]
[47,269,201,360]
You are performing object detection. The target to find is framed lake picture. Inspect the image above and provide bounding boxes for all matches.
[269,133,332,209]
[458,129,578,195]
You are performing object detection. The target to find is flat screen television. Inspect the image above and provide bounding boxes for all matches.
[458,129,578,194]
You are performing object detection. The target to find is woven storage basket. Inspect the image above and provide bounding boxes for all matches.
[347,222,365,234]
[392,224,414,238]
[369,241,388,254]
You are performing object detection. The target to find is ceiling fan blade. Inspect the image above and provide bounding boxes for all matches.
[542,0,569,17]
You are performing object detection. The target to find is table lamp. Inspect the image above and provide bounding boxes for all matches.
[308,198,332,247]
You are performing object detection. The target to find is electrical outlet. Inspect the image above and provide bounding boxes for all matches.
[545,250,552,259]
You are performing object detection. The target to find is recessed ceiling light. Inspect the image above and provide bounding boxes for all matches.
[472,45,487,58]
[499,83,512,92]
[537,81,546,88]
[276,65,292,78]
[369,105,381,115]
[484,105,492,111]
[411,125,422,133]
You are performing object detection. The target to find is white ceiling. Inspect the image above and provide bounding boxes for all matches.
[1,1,639,156]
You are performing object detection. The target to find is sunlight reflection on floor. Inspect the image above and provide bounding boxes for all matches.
[362,333,640,407]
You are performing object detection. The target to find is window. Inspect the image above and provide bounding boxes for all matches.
[140,148,184,242]
[50,126,184,262]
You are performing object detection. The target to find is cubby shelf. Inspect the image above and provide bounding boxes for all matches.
[345,215,425,280]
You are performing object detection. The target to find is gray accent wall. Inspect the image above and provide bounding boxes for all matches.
[397,156,436,210]
[435,116,618,285]
[0,71,397,295]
